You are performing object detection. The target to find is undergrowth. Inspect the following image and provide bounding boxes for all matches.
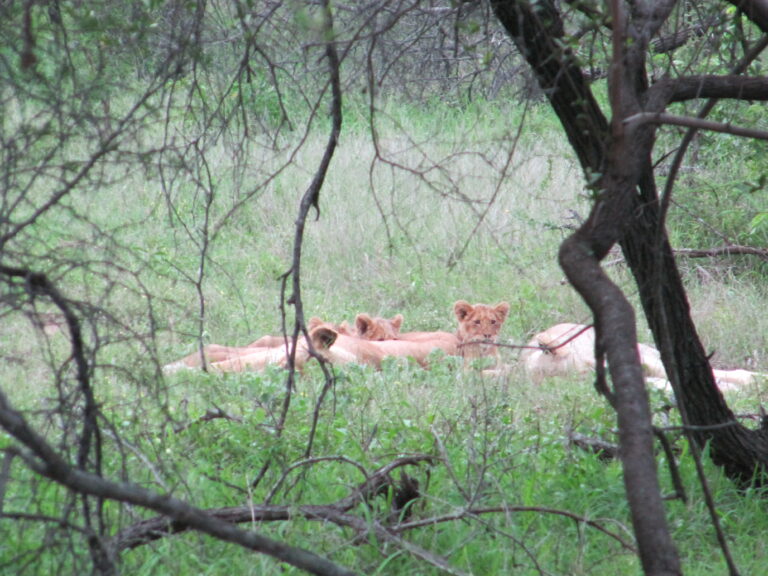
[1,94,767,575]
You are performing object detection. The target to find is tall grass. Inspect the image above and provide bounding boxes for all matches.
[2,93,767,575]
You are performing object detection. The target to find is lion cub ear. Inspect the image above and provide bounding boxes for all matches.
[453,300,473,322]
[495,302,510,321]
[307,317,324,331]
[310,326,338,350]
[355,314,375,338]
[391,314,404,332]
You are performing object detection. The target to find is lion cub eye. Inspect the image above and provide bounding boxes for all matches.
[474,319,481,325]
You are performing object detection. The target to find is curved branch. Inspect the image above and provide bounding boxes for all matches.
[254,0,344,491]
[0,388,355,576]
[625,111,768,140]
[396,505,636,552]
[0,265,98,472]
[493,1,682,572]
[559,227,680,574]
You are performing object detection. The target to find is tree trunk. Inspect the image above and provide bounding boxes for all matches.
[621,180,768,486]
[493,0,768,572]
[492,2,684,574]
[491,0,768,488]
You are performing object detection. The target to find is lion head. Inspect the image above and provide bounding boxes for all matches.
[353,313,403,340]
[453,300,510,359]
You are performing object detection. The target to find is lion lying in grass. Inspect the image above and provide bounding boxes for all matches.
[305,321,456,368]
[303,300,509,370]
[164,301,511,373]
[163,313,404,373]
[520,322,764,390]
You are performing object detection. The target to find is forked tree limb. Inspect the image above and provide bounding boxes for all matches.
[491,1,684,573]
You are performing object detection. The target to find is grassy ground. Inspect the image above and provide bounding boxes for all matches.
[2,97,767,575]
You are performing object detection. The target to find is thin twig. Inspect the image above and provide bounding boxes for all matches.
[653,427,687,502]
[625,111,768,140]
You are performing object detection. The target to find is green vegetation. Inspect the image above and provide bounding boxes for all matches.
[2,90,767,574]
[2,3,767,570]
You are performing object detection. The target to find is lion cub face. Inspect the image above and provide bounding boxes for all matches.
[309,314,403,341]
[454,300,510,359]
[354,313,403,341]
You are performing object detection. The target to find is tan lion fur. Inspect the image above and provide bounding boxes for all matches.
[520,323,669,384]
[352,313,404,340]
[453,300,510,364]
[210,346,292,372]
[307,322,456,369]
[162,344,282,373]
[165,304,518,374]
[163,313,402,373]
[520,323,764,390]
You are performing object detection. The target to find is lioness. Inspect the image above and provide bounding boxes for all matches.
[519,323,764,390]
[519,323,596,384]
[162,344,284,373]
[307,322,456,369]
[453,300,510,364]
[519,323,667,384]
[163,313,402,373]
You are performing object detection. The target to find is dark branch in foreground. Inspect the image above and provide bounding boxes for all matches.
[626,111,768,141]
[113,487,636,573]
[113,454,474,576]
[0,387,356,576]
[658,74,768,103]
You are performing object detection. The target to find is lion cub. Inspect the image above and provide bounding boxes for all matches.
[307,321,456,369]
[304,302,509,370]
[163,314,403,373]
[348,313,403,341]
[453,300,510,365]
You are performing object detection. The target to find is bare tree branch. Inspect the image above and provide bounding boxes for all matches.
[658,74,768,103]
[0,388,356,576]
[491,1,683,572]
[626,112,768,140]
[396,505,636,553]
[252,0,344,491]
